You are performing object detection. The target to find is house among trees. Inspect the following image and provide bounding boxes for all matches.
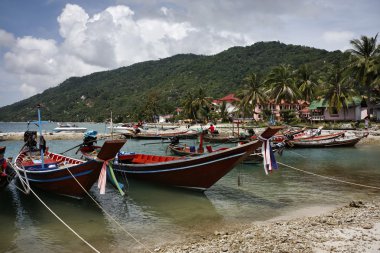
[212,93,310,121]
[253,99,309,121]
[212,93,240,115]
[308,97,367,121]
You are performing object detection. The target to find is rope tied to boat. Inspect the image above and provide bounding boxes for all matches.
[257,135,278,175]
[64,166,153,253]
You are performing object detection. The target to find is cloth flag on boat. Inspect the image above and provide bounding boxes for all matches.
[260,136,278,175]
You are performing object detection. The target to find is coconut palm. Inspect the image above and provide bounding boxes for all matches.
[347,34,380,115]
[323,64,358,120]
[219,101,229,122]
[191,87,213,122]
[236,73,267,120]
[297,64,317,102]
[265,64,301,103]
[181,92,196,120]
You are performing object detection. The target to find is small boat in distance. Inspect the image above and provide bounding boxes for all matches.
[287,133,368,148]
[53,123,87,133]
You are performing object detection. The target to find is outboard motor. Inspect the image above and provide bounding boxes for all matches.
[83,130,98,147]
[23,131,38,151]
[284,133,294,140]
[169,136,180,145]
[247,128,255,137]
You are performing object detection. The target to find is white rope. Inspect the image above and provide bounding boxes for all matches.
[64,167,154,253]
[259,153,380,190]
[9,162,30,194]
[15,172,100,253]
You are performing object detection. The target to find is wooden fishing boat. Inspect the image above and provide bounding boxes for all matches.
[202,134,239,143]
[0,146,16,190]
[288,133,368,148]
[14,134,125,198]
[273,129,345,143]
[122,129,198,140]
[14,131,125,198]
[167,132,230,157]
[80,127,282,191]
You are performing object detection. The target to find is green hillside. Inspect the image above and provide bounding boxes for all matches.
[0,41,348,122]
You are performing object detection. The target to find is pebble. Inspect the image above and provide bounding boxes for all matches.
[161,200,380,253]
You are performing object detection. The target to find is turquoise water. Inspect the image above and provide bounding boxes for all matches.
[1,122,380,252]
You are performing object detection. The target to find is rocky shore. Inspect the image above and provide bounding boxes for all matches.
[159,199,380,253]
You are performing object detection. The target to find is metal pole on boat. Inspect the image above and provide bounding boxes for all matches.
[110,111,113,140]
[37,104,44,169]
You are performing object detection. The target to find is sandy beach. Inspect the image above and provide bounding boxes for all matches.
[159,199,380,253]
[1,125,380,253]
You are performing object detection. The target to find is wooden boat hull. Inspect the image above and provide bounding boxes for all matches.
[115,127,282,190]
[14,140,126,198]
[290,136,362,148]
[0,161,16,190]
[203,135,238,143]
[80,127,282,191]
[123,131,198,140]
[113,142,257,190]
[15,154,102,198]
[168,144,205,156]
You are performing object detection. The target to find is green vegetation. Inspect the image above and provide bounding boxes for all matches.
[0,38,378,122]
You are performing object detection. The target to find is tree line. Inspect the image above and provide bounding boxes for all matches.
[176,34,380,124]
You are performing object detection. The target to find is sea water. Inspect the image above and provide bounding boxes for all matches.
[0,122,380,252]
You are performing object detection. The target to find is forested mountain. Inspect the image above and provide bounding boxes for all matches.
[0,41,349,122]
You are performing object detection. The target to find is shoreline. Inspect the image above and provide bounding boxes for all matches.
[1,127,380,144]
[159,198,380,253]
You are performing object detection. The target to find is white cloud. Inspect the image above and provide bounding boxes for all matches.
[0,29,15,48]
[0,3,254,106]
[20,83,37,98]
[1,1,379,106]
[322,31,355,43]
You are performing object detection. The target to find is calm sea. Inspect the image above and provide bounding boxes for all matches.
[1,122,380,252]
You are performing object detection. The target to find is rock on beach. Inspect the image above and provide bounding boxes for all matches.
[160,200,380,253]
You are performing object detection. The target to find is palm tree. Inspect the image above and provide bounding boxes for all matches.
[265,64,301,103]
[237,73,267,120]
[347,34,380,115]
[191,88,213,123]
[182,92,196,120]
[219,101,229,122]
[142,91,161,122]
[323,64,358,120]
[297,64,317,102]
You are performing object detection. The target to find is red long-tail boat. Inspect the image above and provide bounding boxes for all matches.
[80,126,282,191]
[14,131,125,199]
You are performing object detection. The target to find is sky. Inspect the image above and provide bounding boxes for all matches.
[0,0,379,107]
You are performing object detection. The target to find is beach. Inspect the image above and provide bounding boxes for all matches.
[1,125,380,253]
[154,126,380,252]
[1,125,380,143]
[160,199,380,253]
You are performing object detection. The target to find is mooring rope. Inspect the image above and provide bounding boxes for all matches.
[64,167,154,253]
[10,163,30,194]
[276,160,380,190]
[13,170,100,253]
